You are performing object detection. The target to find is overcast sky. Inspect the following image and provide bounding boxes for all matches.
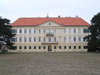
[0,0,100,24]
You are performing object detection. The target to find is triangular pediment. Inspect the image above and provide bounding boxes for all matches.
[38,21,62,27]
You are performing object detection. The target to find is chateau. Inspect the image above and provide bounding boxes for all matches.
[11,16,90,52]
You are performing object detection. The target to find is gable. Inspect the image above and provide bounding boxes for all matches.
[38,21,62,27]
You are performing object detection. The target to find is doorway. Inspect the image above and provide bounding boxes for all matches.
[48,45,52,51]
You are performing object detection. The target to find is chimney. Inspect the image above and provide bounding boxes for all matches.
[58,16,61,18]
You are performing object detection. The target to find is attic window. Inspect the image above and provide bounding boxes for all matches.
[49,23,51,25]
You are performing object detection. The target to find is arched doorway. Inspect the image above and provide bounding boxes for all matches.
[48,45,52,51]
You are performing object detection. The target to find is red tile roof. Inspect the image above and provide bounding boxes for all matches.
[11,17,90,26]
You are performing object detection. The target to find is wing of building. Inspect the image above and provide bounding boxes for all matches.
[11,17,90,52]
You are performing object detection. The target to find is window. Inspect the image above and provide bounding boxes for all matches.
[69,38,71,42]
[69,29,71,33]
[49,23,51,25]
[19,38,22,42]
[43,30,45,33]
[39,30,41,33]
[29,46,31,49]
[48,38,51,42]
[54,29,56,33]
[54,38,56,42]
[39,38,41,42]
[24,38,26,42]
[29,38,31,42]
[39,46,41,49]
[83,29,89,33]
[59,29,61,33]
[24,46,26,49]
[59,46,61,49]
[59,37,61,41]
[64,46,66,49]
[79,38,81,42]
[79,46,81,49]
[29,29,31,33]
[19,29,22,33]
[34,38,36,42]
[43,46,46,49]
[84,46,88,49]
[64,38,66,42]
[19,46,22,49]
[49,29,51,33]
[74,29,76,33]
[14,46,17,49]
[11,38,17,42]
[74,46,76,49]
[24,29,26,33]
[74,38,76,42]
[43,38,45,42]
[79,29,81,33]
[69,46,71,49]
[54,46,56,49]
[34,46,36,49]
[12,29,17,33]
[64,29,66,33]
[34,29,36,33]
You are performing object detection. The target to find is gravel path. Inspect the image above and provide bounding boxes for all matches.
[0,52,100,75]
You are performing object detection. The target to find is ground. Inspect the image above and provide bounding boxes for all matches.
[0,52,100,75]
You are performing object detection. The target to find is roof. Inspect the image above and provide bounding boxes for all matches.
[11,17,90,26]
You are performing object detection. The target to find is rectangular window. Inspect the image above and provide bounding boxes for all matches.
[83,29,89,33]
[74,46,76,49]
[54,29,56,33]
[29,29,31,33]
[19,38,22,42]
[64,29,66,33]
[19,46,22,49]
[59,29,61,33]
[34,38,36,42]
[43,30,45,33]
[84,46,88,49]
[34,29,36,33]
[29,46,31,49]
[79,29,81,33]
[14,46,17,49]
[43,38,45,42]
[39,30,41,33]
[59,38,61,41]
[79,38,81,42]
[20,29,22,33]
[59,46,61,49]
[69,29,71,33]
[12,29,17,33]
[69,46,71,49]
[69,38,71,42]
[43,46,46,49]
[48,38,51,42]
[39,46,41,49]
[29,38,31,42]
[79,46,81,49]
[74,38,76,42]
[34,46,36,49]
[64,38,66,42]
[54,38,56,42]
[11,38,17,42]
[24,29,26,33]
[39,38,41,42]
[54,46,56,49]
[24,46,26,49]
[74,29,76,33]
[24,38,26,42]
[64,46,66,49]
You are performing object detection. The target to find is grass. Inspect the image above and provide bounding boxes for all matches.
[0,52,100,75]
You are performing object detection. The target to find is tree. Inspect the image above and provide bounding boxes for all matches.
[0,17,16,51]
[85,13,100,52]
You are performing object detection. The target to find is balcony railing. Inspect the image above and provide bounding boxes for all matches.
[46,32,54,36]
[42,41,58,44]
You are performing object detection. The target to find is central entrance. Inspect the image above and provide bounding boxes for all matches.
[48,45,52,51]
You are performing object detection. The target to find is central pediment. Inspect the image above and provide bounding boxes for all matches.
[38,20,62,27]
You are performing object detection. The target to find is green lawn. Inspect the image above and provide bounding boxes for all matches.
[0,52,100,75]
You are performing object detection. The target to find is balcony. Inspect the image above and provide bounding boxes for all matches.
[46,32,54,36]
[42,41,58,44]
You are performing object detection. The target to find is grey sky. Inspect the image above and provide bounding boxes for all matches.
[0,0,100,23]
